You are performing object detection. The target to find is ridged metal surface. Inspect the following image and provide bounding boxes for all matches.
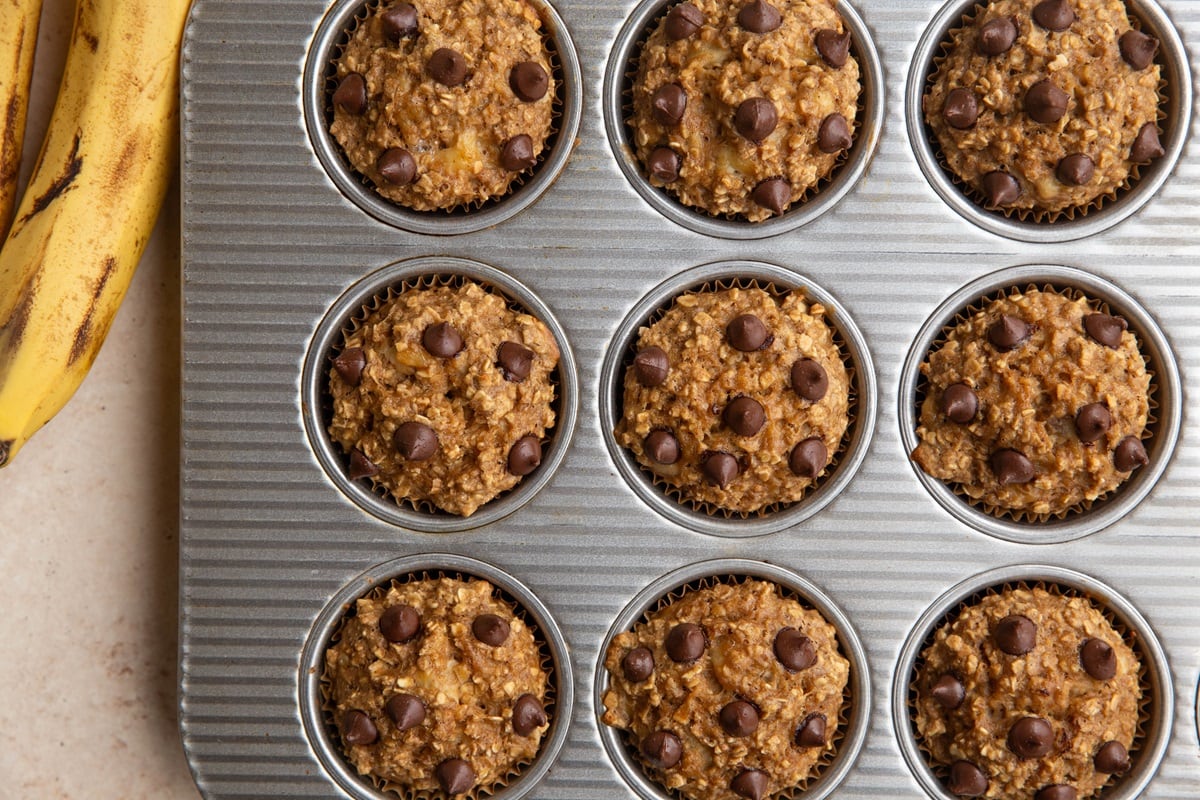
[180,0,1200,798]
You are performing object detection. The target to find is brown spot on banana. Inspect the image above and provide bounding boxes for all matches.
[68,256,118,366]
[17,131,83,226]
[0,440,11,468]
[0,260,41,354]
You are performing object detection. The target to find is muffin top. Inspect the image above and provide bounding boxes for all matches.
[924,0,1164,217]
[629,0,861,221]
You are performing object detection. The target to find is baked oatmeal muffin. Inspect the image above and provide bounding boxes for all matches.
[329,0,556,210]
[324,575,552,796]
[629,0,861,221]
[912,585,1142,799]
[924,0,1165,218]
[602,578,850,800]
[327,279,559,516]
[615,284,851,515]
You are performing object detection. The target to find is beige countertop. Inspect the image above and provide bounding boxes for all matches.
[0,2,202,797]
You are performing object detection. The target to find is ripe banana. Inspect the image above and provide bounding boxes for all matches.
[0,0,43,238]
[0,0,192,467]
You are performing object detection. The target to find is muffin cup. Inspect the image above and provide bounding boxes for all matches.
[303,0,582,235]
[905,0,1192,242]
[600,260,876,537]
[595,558,870,800]
[892,564,1172,800]
[602,0,883,240]
[899,264,1180,544]
[301,256,578,532]
[299,553,574,800]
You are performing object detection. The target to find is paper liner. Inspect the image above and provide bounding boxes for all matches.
[912,281,1159,524]
[906,579,1154,799]
[318,570,559,800]
[618,277,859,519]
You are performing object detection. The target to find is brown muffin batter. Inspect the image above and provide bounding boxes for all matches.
[328,280,559,516]
[329,0,556,211]
[616,285,850,514]
[913,586,1142,799]
[324,576,551,796]
[924,0,1164,217]
[630,0,861,221]
[602,579,850,800]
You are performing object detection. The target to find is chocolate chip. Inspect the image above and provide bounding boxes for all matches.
[333,72,367,115]
[978,16,1018,55]
[1113,436,1148,472]
[702,451,739,486]
[510,61,549,102]
[1080,637,1117,680]
[644,430,680,464]
[507,435,542,476]
[652,83,687,126]
[942,383,978,424]
[751,177,791,215]
[379,604,421,642]
[381,3,419,42]
[377,147,417,185]
[647,146,682,182]
[500,134,537,171]
[730,768,769,800]
[428,47,467,86]
[995,614,1037,655]
[1120,29,1159,69]
[394,421,438,461]
[333,346,366,385]
[1008,717,1054,759]
[472,613,510,646]
[791,358,828,402]
[1075,403,1111,444]
[665,2,704,41]
[385,693,426,730]
[641,730,682,769]
[348,450,379,480]
[622,646,655,682]
[1083,312,1127,348]
[719,699,760,736]
[815,28,851,67]
[773,627,815,671]
[817,113,852,153]
[943,88,979,129]
[1035,786,1078,800]
[735,97,778,142]
[436,758,475,795]
[341,709,378,745]
[1130,122,1165,163]
[931,673,965,709]
[422,321,463,357]
[1026,79,1069,124]
[727,314,770,351]
[724,396,766,436]
[512,693,547,736]
[987,314,1031,351]
[948,760,989,796]
[794,713,827,748]
[738,0,781,33]
[1094,740,1130,774]
[1032,0,1075,31]
[1056,153,1094,186]
[789,437,828,479]
[665,622,706,662]
[633,346,670,386]
[991,448,1034,485]
[982,170,1021,207]
[496,341,534,382]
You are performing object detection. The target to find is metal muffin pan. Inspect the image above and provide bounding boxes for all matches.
[180,1,1200,798]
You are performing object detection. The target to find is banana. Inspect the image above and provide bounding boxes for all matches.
[0,0,192,467]
[0,0,43,238]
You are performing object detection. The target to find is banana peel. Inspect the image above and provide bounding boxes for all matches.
[0,0,42,239]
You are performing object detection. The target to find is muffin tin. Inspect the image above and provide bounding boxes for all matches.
[180,1,1200,798]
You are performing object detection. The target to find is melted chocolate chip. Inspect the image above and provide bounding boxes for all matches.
[794,713,827,748]
[665,2,704,41]
[1113,436,1148,472]
[385,693,426,730]
[648,147,682,182]
[751,177,791,215]
[931,673,965,709]
[724,396,766,436]
[817,113,852,153]
[1008,717,1054,759]
[622,646,655,682]
[641,730,683,769]
[735,97,778,142]
[333,72,367,115]
[1075,403,1112,444]
[791,358,828,402]
[497,341,534,382]
[428,47,467,86]
[1026,79,1069,124]
[702,451,739,486]
[738,0,782,33]
[1057,153,1095,185]
[341,709,378,745]
[1032,0,1075,32]
[1094,740,1130,774]
[727,314,770,351]
[1130,122,1165,162]
[472,613,510,646]
[816,28,851,68]
[633,346,670,386]
[394,421,438,461]
[942,383,978,424]
[644,430,680,464]
[1083,312,1127,348]
[982,170,1021,207]
[382,3,419,42]
[988,314,1032,351]
[948,760,988,796]
[512,693,547,736]
[995,614,1037,655]
[333,347,366,385]
[1035,786,1078,800]
[500,134,537,171]
[665,622,706,662]
[377,147,417,185]
[1119,29,1158,69]
[510,61,549,102]
[422,321,463,357]
[1080,637,1117,680]
[379,604,421,643]
[789,437,828,479]
[652,83,687,126]
[773,627,816,671]
[507,435,542,476]
[719,699,760,736]
[990,448,1034,485]
[348,450,379,480]
[436,758,475,795]
[943,88,979,129]
[730,769,769,800]
[978,16,1018,56]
